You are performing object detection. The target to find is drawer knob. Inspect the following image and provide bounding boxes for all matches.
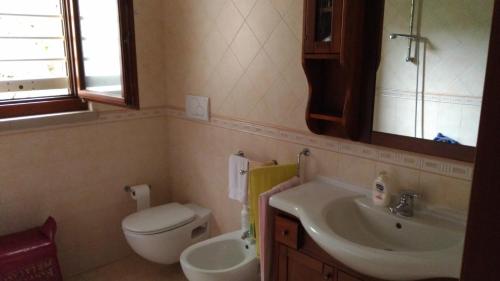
[323,273,332,280]
[281,230,289,236]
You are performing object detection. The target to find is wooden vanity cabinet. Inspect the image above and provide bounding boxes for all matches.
[273,214,363,281]
[272,213,458,281]
[276,244,336,281]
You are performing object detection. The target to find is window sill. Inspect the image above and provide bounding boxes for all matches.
[0,108,99,132]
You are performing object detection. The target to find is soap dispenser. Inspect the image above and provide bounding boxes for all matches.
[372,171,391,207]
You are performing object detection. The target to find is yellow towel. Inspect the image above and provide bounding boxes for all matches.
[248,164,297,257]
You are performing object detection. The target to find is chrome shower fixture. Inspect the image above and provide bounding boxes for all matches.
[389,33,419,62]
[390,0,419,63]
[389,33,418,40]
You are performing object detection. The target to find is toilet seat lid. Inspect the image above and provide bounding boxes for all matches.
[122,203,196,234]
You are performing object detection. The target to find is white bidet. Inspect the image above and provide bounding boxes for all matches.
[180,231,259,281]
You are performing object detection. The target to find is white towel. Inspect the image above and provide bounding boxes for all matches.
[228,155,249,203]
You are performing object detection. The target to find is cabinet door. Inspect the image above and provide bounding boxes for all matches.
[276,245,334,281]
[303,0,343,55]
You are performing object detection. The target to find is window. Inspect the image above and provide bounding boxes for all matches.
[0,0,139,119]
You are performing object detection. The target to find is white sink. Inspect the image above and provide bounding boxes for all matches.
[270,178,466,280]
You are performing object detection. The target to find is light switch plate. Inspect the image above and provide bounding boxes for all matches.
[185,95,210,121]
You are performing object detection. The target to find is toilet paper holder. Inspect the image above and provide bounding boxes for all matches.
[124,185,151,194]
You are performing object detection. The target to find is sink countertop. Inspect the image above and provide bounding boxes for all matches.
[269,176,366,218]
[269,177,466,280]
[270,176,467,224]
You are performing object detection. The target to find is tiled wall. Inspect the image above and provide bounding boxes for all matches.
[373,90,483,146]
[163,0,309,131]
[162,0,474,236]
[0,117,170,276]
[166,116,472,236]
[0,0,168,277]
[0,0,479,278]
[373,0,493,146]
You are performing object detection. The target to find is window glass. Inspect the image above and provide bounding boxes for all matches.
[78,0,123,97]
[0,0,69,101]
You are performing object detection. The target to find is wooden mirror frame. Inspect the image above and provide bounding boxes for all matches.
[359,0,488,163]
[461,2,500,278]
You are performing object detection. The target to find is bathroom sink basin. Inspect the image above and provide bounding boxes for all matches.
[270,178,466,280]
[325,197,463,252]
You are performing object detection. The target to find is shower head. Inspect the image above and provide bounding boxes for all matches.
[389,33,418,40]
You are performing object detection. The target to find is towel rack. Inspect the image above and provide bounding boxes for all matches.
[235,150,310,177]
[297,148,311,178]
[234,151,278,175]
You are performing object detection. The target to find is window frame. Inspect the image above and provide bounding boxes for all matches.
[69,0,139,108]
[0,0,139,119]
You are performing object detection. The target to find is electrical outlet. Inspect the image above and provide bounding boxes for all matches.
[186,95,210,121]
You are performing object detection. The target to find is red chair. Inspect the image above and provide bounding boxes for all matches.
[0,217,63,281]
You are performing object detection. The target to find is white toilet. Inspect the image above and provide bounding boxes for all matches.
[180,231,260,281]
[122,202,211,264]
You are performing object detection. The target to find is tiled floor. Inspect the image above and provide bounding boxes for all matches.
[67,255,188,281]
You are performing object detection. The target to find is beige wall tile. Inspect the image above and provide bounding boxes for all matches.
[234,0,258,18]
[272,0,293,17]
[0,118,170,277]
[264,21,299,73]
[247,0,281,44]
[375,163,421,195]
[231,24,261,68]
[338,154,377,189]
[283,0,303,39]
[216,1,245,45]
[420,172,472,211]
[245,50,280,94]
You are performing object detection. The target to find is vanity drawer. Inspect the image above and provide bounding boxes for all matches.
[274,216,299,249]
[338,271,362,281]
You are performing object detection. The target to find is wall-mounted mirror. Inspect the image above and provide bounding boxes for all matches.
[372,0,494,160]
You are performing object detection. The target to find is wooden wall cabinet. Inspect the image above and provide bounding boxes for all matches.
[303,0,366,139]
[272,213,458,281]
[303,0,343,57]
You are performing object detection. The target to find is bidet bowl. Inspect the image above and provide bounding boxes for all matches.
[180,231,259,281]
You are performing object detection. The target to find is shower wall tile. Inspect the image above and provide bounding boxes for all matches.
[375,90,483,145]
[374,0,493,146]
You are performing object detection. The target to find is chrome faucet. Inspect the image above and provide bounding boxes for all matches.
[241,230,250,240]
[389,191,420,217]
[241,230,256,245]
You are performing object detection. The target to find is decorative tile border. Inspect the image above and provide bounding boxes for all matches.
[377,89,482,107]
[98,106,167,122]
[0,105,473,180]
[0,106,168,137]
[166,107,474,180]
